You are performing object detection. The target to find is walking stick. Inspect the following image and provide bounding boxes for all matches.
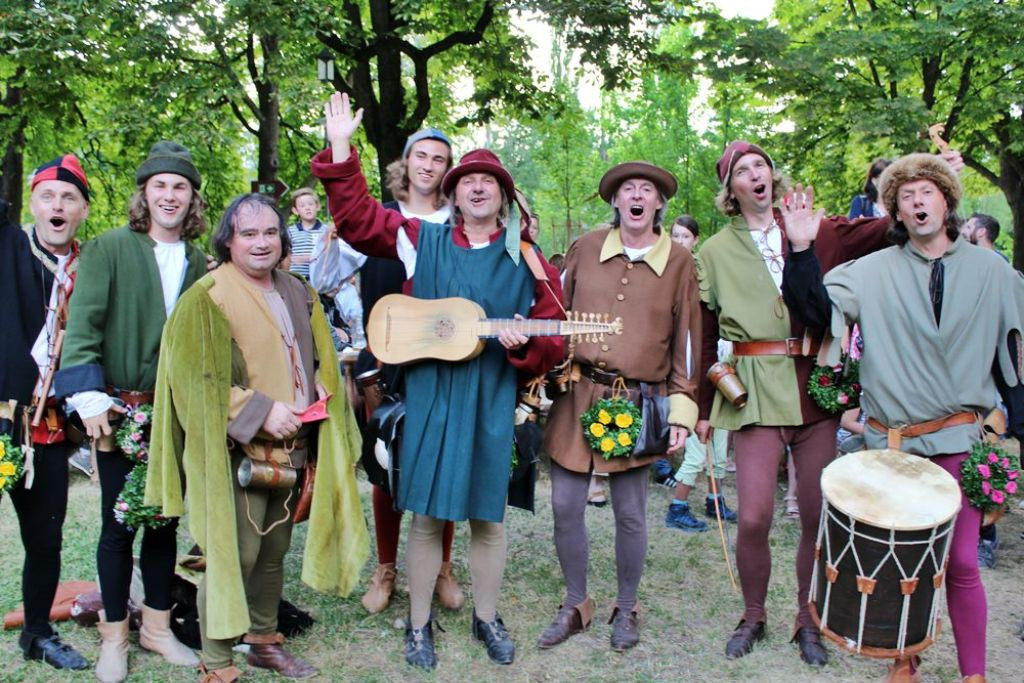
[706,438,738,593]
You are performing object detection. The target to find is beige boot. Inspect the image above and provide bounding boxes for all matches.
[139,604,200,666]
[198,664,242,682]
[434,560,465,610]
[95,610,129,683]
[361,563,397,613]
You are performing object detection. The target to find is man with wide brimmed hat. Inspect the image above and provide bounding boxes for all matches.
[696,139,963,668]
[55,141,208,682]
[1,154,91,672]
[311,92,564,671]
[539,160,701,652]
[782,151,1016,683]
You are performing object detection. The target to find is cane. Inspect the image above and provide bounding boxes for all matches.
[706,437,738,593]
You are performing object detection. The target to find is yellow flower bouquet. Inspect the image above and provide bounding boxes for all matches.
[0,433,26,493]
[580,397,642,459]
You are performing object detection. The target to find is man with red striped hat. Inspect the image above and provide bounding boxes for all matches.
[0,154,91,670]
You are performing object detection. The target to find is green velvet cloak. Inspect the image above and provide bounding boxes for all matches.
[144,274,368,640]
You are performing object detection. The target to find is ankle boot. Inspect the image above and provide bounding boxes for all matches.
[434,561,465,610]
[139,605,199,666]
[95,610,129,683]
[361,563,397,614]
[198,664,242,682]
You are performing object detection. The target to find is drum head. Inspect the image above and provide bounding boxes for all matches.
[821,449,960,530]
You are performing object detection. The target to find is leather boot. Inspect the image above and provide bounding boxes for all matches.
[244,632,318,679]
[361,563,397,614]
[95,610,129,683]
[881,656,921,682]
[537,597,594,649]
[434,561,465,610]
[139,605,200,666]
[198,664,242,682]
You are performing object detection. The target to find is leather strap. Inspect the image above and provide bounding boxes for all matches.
[867,411,978,450]
[577,363,640,390]
[105,385,154,407]
[733,338,821,357]
[253,437,309,455]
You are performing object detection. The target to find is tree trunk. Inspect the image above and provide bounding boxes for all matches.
[257,86,280,186]
[1,81,25,221]
[1001,150,1024,271]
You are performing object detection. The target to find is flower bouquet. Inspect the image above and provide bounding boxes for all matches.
[113,462,171,532]
[960,441,1019,525]
[580,397,642,460]
[0,433,26,493]
[115,404,153,463]
[807,357,861,414]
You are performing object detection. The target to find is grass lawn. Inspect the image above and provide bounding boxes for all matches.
[2,456,1021,682]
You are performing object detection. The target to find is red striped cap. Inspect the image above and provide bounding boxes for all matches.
[30,154,89,201]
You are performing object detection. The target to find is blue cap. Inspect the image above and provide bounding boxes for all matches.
[403,128,452,158]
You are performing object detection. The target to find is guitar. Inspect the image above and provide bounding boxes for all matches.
[367,294,623,364]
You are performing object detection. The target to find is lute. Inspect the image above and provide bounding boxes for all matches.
[367,293,623,364]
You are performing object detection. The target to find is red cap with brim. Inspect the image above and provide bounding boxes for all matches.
[716,140,773,186]
[440,148,515,199]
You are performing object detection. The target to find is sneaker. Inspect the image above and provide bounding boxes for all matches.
[705,494,737,522]
[665,502,707,532]
[977,539,997,569]
[68,447,93,476]
[652,458,674,485]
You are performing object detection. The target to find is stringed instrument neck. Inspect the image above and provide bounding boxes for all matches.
[477,317,616,339]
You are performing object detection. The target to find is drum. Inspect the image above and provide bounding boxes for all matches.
[810,449,961,658]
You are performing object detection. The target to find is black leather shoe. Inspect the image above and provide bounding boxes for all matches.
[20,632,89,670]
[792,626,828,666]
[404,618,441,670]
[725,620,765,659]
[472,611,515,665]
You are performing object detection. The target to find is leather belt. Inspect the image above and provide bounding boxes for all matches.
[576,364,640,390]
[867,412,979,450]
[733,338,820,358]
[106,386,155,408]
[252,437,309,452]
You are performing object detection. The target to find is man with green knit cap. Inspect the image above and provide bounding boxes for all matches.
[56,141,208,682]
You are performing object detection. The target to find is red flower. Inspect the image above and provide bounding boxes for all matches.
[817,374,832,387]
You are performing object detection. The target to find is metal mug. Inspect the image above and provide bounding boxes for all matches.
[707,361,748,408]
[237,456,298,490]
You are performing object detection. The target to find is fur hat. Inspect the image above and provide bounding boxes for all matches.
[879,153,961,219]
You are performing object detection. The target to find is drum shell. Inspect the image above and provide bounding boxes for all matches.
[813,504,954,653]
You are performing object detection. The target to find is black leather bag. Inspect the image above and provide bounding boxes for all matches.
[359,395,405,496]
[631,382,670,456]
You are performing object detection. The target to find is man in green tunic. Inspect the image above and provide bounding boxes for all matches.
[56,141,207,682]
[145,193,367,682]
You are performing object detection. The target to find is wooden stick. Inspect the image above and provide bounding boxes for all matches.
[707,439,738,593]
[31,329,65,427]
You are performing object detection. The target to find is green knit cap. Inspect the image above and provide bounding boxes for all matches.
[136,141,202,189]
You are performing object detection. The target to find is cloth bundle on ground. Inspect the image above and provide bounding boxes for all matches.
[144,273,368,640]
[3,581,97,630]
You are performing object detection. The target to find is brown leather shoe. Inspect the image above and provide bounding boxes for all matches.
[434,561,465,610]
[725,619,765,659]
[537,598,594,649]
[361,563,397,614]
[882,656,921,683]
[244,633,318,679]
[198,664,242,683]
[791,625,827,666]
[608,606,639,652]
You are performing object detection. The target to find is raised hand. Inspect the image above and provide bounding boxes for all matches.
[781,183,825,252]
[325,92,363,162]
[940,149,965,174]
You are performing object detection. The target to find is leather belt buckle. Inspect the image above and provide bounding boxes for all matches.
[785,338,801,358]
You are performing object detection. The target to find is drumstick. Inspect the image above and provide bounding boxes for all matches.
[707,440,738,593]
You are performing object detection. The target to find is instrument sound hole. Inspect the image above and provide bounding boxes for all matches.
[434,318,455,340]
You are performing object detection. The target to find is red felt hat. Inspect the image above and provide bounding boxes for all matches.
[716,140,774,185]
[440,148,516,199]
[30,154,89,201]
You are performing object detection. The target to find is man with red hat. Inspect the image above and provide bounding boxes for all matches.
[696,140,962,666]
[782,152,1018,683]
[56,141,208,682]
[0,155,91,671]
[538,161,700,653]
[311,92,564,670]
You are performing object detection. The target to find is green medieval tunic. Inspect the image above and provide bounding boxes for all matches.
[57,226,207,394]
[145,265,368,640]
[822,239,1024,455]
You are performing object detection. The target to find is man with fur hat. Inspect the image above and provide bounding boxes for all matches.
[55,141,208,682]
[782,152,1018,683]
[696,140,962,666]
[0,155,91,671]
[312,92,564,670]
[539,161,701,652]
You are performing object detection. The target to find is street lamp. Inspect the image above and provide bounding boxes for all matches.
[317,48,335,83]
